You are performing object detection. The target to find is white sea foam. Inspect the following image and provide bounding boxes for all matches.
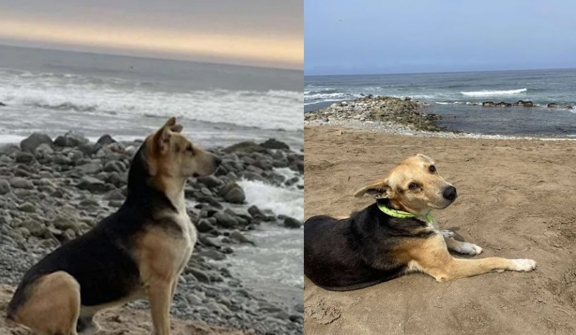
[238,179,303,220]
[460,88,528,97]
[0,72,302,131]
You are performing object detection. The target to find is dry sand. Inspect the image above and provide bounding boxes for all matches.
[0,285,246,335]
[304,126,576,335]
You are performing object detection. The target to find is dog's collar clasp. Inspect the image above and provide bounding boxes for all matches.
[377,204,434,223]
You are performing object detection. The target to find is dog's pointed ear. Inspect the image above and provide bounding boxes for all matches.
[416,153,434,163]
[153,119,176,154]
[170,124,183,133]
[353,179,391,198]
[163,117,177,127]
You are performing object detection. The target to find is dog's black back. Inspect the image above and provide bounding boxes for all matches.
[304,199,435,291]
[8,145,179,316]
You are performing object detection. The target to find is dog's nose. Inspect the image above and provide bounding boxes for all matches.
[442,186,457,201]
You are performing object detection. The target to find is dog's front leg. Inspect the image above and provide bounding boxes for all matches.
[411,235,536,281]
[445,237,483,255]
[148,278,172,335]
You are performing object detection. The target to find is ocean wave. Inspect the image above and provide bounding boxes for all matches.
[460,88,528,97]
[238,178,303,220]
[0,78,302,131]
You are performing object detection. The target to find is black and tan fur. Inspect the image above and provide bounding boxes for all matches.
[6,117,220,335]
[304,154,536,291]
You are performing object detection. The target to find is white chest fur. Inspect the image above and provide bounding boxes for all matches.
[170,200,197,276]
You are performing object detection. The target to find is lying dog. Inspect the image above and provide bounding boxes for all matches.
[7,117,220,335]
[304,154,536,291]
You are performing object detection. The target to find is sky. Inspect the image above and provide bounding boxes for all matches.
[0,0,302,70]
[305,0,576,75]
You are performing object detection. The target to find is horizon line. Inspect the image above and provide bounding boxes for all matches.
[304,66,576,77]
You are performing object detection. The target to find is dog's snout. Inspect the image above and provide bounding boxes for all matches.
[443,186,457,201]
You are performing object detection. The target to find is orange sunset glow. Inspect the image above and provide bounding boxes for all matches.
[0,18,302,69]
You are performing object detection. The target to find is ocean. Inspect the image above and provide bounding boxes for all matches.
[305,68,576,136]
[0,44,303,298]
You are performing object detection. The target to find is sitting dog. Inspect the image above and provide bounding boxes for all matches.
[7,117,221,335]
[304,154,536,291]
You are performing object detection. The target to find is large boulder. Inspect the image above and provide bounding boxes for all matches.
[284,217,302,229]
[20,133,53,152]
[54,131,89,147]
[222,141,262,154]
[97,134,116,145]
[547,103,558,108]
[482,101,495,107]
[260,138,290,150]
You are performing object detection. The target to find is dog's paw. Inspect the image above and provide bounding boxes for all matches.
[511,259,537,272]
[454,242,483,255]
[441,230,456,238]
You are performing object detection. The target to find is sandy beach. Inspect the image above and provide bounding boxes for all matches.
[304,125,576,335]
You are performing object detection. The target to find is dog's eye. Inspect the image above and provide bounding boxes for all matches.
[186,144,194,155]
[408,183,419,191]
[429,165,436,173]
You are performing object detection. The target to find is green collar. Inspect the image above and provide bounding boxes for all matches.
[377,204,434,223]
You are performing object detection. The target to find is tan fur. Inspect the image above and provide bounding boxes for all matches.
[135,226,189,335]
[356,154,536,281]
[12,271,80,335]
[398,235,533,281]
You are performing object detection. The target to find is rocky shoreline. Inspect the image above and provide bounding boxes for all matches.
[0,132,303,335]
[304,95,445,132]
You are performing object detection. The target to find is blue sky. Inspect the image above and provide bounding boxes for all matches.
[305,0,576,75]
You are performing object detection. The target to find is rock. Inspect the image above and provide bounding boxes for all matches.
[222,141,262,154]
[260,138,290,150]
[22,220,45,237]
[20,133,53,152]
[495,102,511,107]
[77,162,103,174]
[76,176,107,192]
[196,219,216,233]
[547,103,558,108]
[284,217,302,229]
[35,143,55,157]
[514,100,534,107]
[230,230,255,246]
[0,102,6,106]
[103,161,125,173]
[214,211,238,229]
[52,216,79,231]
[220,183,245,204]
[186,268,211,283]
[54,131,89,147]
[10,177,34,189]
[482,101,495,107]
[248,205,266,218]
[104,189,125,201]
[18,202,36,213]
[0,179,11,195]
[15,152,35,164]
[97,134,116,145]
[564,105,574,110]
[196,175,223,188]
